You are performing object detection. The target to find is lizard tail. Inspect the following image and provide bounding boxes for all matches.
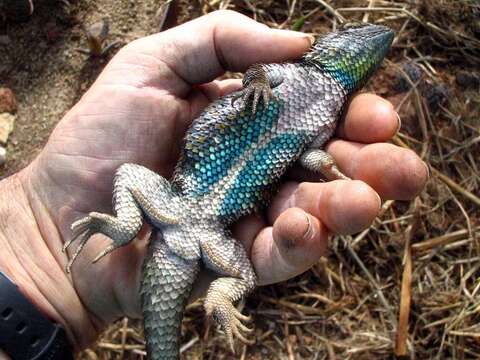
[141,233,200,360]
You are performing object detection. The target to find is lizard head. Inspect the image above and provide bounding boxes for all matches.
[304,23,394,93]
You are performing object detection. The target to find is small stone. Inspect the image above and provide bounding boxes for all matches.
[0,113,16,144]
[0,146,5,166]
[0,88,17,113]
[393,62,423,93]
[456,71,480,89]
[423,83,449,112]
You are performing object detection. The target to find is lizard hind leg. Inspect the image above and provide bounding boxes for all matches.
[64,163,180,272]
[200,230,257,353]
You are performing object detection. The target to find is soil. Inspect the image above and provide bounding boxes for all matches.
[0,0,189,177]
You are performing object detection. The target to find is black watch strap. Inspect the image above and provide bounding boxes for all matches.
[0,271,73,360]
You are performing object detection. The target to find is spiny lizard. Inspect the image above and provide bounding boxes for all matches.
[63,23,394,359]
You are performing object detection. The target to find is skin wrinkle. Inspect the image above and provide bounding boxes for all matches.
[93,44,187,95]
[113,240,145,319]
[135,51,191,95]
[112,54,186,95]
[45,150,131,163]
[48,126,147,164]
[132,29,216,92]
[166,35,215,85]
[287,180,380,235]
[211,15,230,75]
[38,159,111,198]
[0,176,87,348]
[33,161,111,235]
[22,167,67,271]
[23,189,101,347]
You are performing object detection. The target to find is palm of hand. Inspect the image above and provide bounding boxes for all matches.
[30,39,228,324]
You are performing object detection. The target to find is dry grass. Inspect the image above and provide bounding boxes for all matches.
[71,0,480,359]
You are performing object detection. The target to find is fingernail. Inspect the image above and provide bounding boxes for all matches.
[302,213,315,242]
[374,191,382,209]
[305,34,316,46]
[278,30,315,46]
[395,112,402,134]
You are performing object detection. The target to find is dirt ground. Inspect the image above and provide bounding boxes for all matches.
[1,0,479,359]
[0,0,178,175]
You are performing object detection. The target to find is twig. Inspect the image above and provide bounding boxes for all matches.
[314,0,346,23]
[344,237,397,327]
[431,167,480,207]
[362,0,375,23]
[412,227,480,254]
[180,336,199,354]
[395,199,419,357]
[392,136,480,207]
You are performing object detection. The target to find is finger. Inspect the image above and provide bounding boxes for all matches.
[232,214,266,255]
[337,93,399,143]
[189,214,265,301]
[214,79,244,97]
[119,10,312,95]
[268,180,380,235]
[197,79,243,103]
[326,141,429,200]
[188,79,243,118]
[250,207,329,285]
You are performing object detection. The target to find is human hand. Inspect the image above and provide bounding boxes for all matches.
[0,10,428,349]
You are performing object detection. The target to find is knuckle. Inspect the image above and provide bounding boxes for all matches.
[294,182,312,202]
[397,150,428,198]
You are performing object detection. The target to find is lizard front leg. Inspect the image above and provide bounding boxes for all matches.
[232,63,284,114]
[300,148,351,181]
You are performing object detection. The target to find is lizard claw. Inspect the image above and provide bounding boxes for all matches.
[64,212,112,273]
[92,244,117,263]
[206,301,255,353]
[231,80,272,115]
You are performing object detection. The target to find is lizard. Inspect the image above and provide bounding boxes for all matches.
[63,22,394,359]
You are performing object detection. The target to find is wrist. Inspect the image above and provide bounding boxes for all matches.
[0,168,99,350]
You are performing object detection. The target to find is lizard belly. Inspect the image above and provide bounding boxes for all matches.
[173,93,315,222]
[202,130,310,222]
[172,65,345,223]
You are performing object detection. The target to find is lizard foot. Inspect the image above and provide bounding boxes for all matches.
[231,64,272,115]
[63,212,136,273]
[231,81,271,115]
[205,297,254,353]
